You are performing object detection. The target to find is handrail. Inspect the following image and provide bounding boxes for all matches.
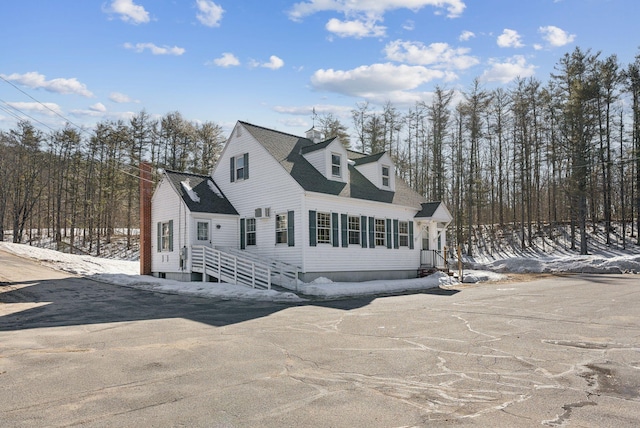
[192,245,271,290]
[420,249,448,270]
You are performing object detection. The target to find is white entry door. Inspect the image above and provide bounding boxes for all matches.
[195,219,213,247]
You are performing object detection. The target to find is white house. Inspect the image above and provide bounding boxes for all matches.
[147,121,452,286]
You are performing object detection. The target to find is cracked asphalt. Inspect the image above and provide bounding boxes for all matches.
[1,249,640,427]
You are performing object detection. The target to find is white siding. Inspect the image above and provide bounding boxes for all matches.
[212,123,306,267]
[151,178,188,274]
[302,192,420,274]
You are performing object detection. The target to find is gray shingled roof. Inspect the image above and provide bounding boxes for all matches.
[165,170,238,215]
[239,121,428,209]
[415,202,443,218]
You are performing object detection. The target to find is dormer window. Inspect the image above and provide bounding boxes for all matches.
[382,165,390,187]
[331,153,341,177]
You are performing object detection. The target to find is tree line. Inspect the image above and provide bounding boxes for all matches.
[1,46,639,257]
[0,111,225,255]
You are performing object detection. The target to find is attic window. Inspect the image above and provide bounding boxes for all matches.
[382,165,390,187]
[331,153,341,177]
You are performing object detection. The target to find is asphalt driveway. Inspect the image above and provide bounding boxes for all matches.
[1,250,639,427]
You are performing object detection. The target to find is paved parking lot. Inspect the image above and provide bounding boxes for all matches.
[1,250,640,427]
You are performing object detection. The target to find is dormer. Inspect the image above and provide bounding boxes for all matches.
[301,137,349,183]
[352,151,396,191]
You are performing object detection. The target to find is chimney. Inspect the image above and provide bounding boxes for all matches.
[139,162,153,275]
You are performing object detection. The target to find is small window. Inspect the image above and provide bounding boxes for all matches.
[375,218,386,247]
[246,218,256,246]
[276,214,288,244]
[317,212,331,244]
[331,153,341,177]
[348,215,360,245]
[398,221,409,247]
[197,221,209,241]
[235,155,245,180]
[382,165,390,187]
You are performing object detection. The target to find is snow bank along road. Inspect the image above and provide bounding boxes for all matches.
[1,250,640,427]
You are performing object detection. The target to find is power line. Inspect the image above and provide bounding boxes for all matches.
[0,77,155,183]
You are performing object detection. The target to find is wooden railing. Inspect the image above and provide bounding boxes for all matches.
[191,245,271,290]
[216,247,300,290]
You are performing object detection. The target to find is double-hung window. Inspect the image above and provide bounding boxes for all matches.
[382,165,390,187]
[398,221,409,247]
[331,153,341,177]
[246,218,256,246]
[230,153,249,182]
[348,215,360,245]
[375,218,386,247]
[276,214,288,244]
[235,155,245,180]
[159,221,173,252]
[317,212,331,244]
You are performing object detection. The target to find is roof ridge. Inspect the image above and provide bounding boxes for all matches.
[238,120,306,141]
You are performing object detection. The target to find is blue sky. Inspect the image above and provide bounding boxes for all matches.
[1,0,638,137]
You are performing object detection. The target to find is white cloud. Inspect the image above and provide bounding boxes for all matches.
[497,29,524,48]
[89,103,107,112]
[105,0,150,24]
[459,30,475,41]
[311,63,445,98]
[196,0,224,27]
[288,0,466,21]
[273,104,353,116]
[403,20,415,31]
[124,42,185,55]
[480,55,536,84]
[109,92,139,103]
[6,101,63,116]
[539,25,576,47]
[254,55,284,70]
[211,52,240,67]
[0,71,94,97]
[384,40,479,70]
[326,18,386,38]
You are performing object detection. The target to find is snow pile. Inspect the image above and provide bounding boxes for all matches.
[181,179,200,202]
[298,272,457,298]
[472,254,640,274]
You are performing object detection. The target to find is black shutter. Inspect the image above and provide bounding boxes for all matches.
[332,212,339,247]
[157,222,161,252]
[393,219,399,249]
[287,210,295,247]
[409,221,414,249]
[230,156,235,182]
[168,220,174,252]
[341,214,348,247]
[386,219,392,249]
[309,210,317,247]
[240,218,246,249]
[369,216,375,248]
[243,153,249,179]
[360,216,367,248]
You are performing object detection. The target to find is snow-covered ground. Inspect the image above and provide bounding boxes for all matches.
[0,242,461,302]
[2,239,638,302]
